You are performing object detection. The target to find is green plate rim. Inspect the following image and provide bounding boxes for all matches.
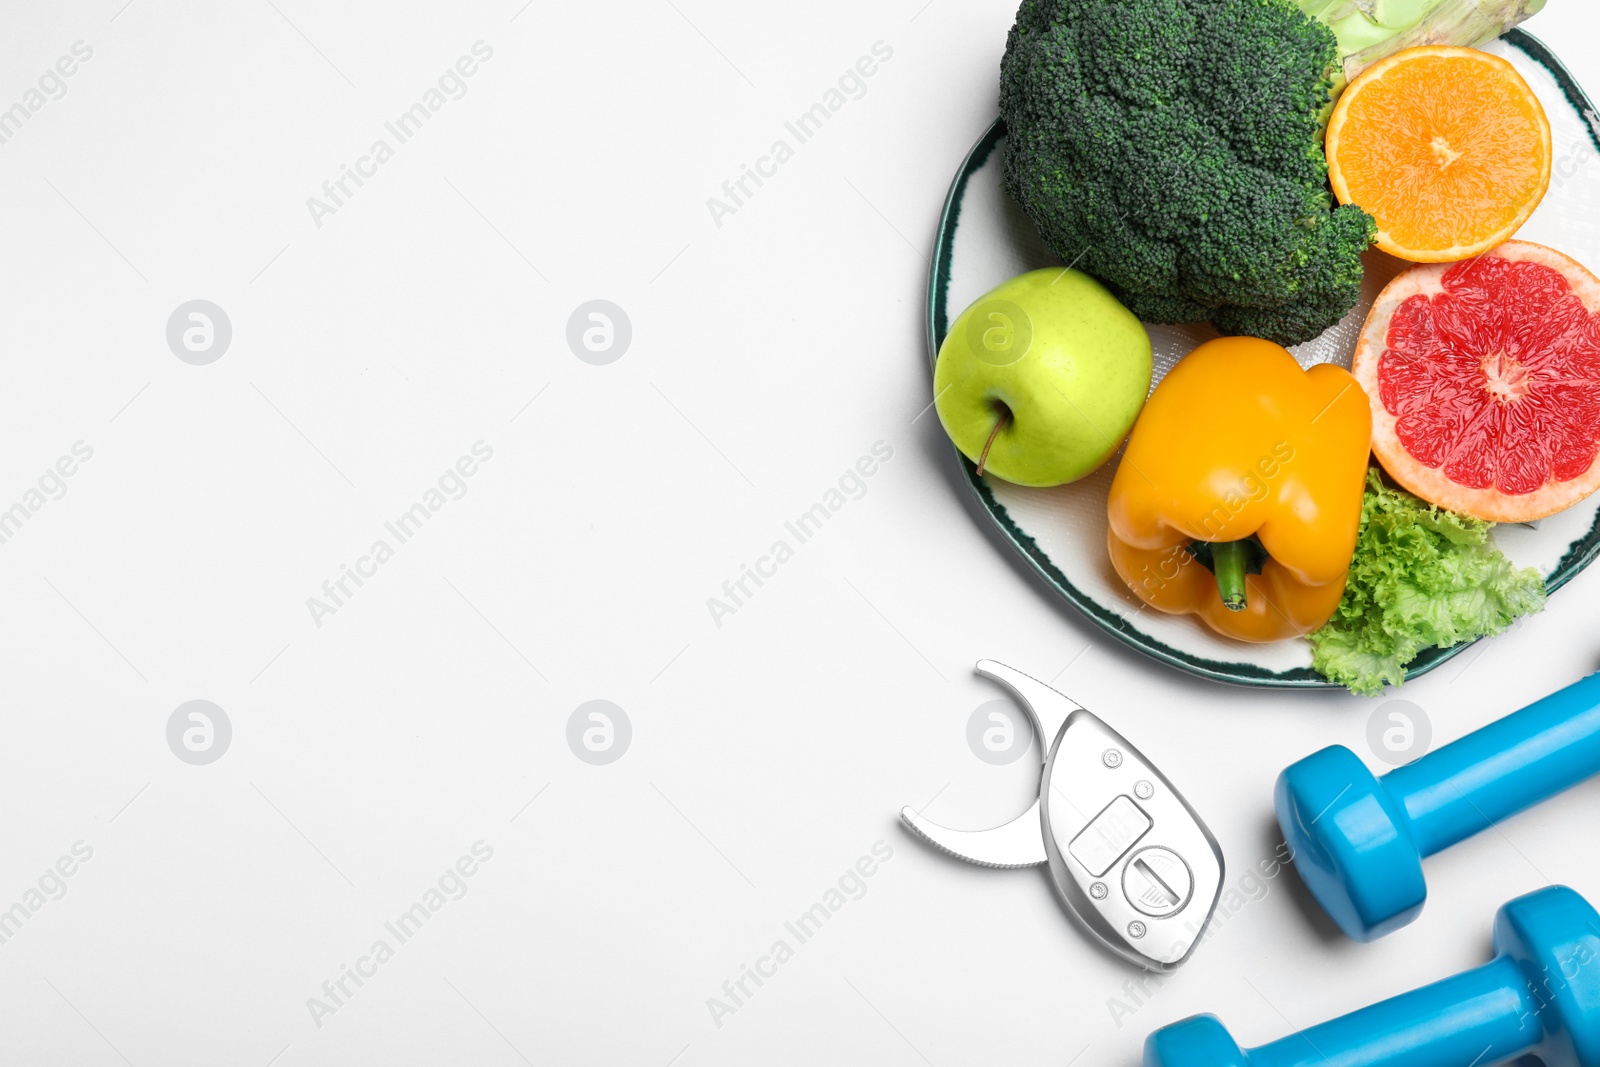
[923,28,1600,690]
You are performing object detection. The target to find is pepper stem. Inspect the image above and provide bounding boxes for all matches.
[975,405,1013,478]
[1211,540,1250,612]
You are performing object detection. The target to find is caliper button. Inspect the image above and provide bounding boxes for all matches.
[1122,847,1194,917]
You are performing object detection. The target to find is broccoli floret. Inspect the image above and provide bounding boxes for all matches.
[1000,0,1377,346]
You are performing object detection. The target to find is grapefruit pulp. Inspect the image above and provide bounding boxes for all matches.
[1352,241,1600,523]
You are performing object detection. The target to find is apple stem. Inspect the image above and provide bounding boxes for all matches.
[1211,540,1250,612]
[975,408,1012,478]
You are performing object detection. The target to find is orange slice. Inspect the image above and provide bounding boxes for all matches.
[1326,46,1552,264]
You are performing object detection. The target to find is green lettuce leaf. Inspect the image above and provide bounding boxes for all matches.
[1309,469,1547,695]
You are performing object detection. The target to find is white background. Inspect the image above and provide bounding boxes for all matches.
[0,1,1597,1064]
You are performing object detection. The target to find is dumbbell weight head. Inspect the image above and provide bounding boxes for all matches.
[1493,885,1600,1067]
[1145,1015,1247,1067]
[1275,745,1426,941]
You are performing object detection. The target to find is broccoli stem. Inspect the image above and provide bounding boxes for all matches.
[1296,0,1547,80]
[1211,540,1251,613]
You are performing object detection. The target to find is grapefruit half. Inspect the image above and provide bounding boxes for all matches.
[1352,241,1600,523]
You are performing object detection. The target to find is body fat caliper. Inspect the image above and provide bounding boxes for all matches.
[901,660,1224,970]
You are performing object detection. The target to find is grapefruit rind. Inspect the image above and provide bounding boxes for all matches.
[1326,47,1553,265]
[1352,241,1600,523]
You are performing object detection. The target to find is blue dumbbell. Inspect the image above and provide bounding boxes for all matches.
[1146,885,1600,1067]
[1276,671,1600,941]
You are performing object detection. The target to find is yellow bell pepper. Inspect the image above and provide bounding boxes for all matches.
[1106,337,1372,642]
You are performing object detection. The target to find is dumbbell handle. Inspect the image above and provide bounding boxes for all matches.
[1383,672,1600,857]
[1247,956,1537,1067]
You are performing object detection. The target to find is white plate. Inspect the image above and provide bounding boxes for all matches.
[925,31,1600,688]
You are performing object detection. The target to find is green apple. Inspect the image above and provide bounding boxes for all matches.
[934,268,1151,487]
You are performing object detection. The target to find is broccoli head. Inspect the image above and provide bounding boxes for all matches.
[999,0,1377,346]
